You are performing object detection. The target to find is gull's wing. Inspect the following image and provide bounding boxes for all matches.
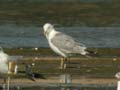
[51,32,87,55]
[0,52,9,63]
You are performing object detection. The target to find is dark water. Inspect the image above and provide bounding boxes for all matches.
[0,24,119,48]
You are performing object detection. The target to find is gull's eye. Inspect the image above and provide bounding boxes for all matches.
[47,26,51,30]
[47,25,53,30]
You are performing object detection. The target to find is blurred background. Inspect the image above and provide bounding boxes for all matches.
[0,0,120,48]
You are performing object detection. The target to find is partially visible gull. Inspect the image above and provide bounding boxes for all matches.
[115,72,120,79]
[0,47,18,90]
[43,23,96,69]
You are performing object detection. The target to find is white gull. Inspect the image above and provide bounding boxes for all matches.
[43,23,96,69]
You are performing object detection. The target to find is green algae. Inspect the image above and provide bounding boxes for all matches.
[0,2,120,26]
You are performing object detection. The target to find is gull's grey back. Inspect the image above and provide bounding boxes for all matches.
[51,32,86,55]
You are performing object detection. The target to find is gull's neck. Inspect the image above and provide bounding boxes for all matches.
[48,29,58,40]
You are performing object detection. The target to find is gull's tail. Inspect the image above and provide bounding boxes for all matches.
[85,50,98,57]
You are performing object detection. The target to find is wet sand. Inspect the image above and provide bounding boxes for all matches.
[0,77,117,87]
[0,56,119,89]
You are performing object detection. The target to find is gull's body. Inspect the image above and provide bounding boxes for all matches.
[43,23,95,69]
[0,51,9,74]
[0,47,17,90]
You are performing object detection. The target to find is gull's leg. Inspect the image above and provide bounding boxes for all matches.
[63,58,67,69]
[60,58,64,69]
[2,78,6,90]
[14,64,18,75]
[8,62,12,74]
[66,57,70,69]
[7,61,12,90]
[7,76,10,90]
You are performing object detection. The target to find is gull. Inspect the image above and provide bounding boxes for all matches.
[43,23,96,69]
[115,72,120,90]
[115,72,120,79]
[0,47,17,90]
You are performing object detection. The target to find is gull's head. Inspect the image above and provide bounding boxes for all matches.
[43,23,54,37]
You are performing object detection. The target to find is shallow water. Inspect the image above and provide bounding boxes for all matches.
[0,23,120,48]
[12,85,116,90]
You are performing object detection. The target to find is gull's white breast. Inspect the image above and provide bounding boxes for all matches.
[0,52,8,74]
[48,30,67,57]
[0,52,8,63]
